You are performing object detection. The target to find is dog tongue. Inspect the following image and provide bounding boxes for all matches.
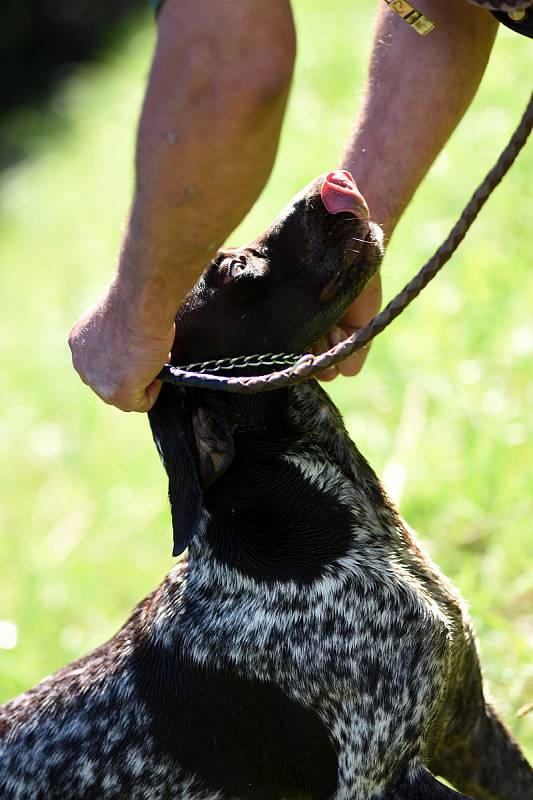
[320,170,369,218]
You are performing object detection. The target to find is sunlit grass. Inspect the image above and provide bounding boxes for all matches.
[0,1,531,758]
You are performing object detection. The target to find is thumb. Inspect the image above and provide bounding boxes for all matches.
[141,379,164,413]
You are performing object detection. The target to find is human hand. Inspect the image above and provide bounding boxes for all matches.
[68,279,175,412]
[314,272,382,381]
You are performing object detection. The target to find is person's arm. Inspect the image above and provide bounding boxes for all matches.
[317,0,498,380]
[69,0,295,411]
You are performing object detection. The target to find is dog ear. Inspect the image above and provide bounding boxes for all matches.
[148,383,203,557]
[191,403,235,490]
[148,384,235,557]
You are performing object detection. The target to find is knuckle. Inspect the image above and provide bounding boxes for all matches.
[67,329,77,354]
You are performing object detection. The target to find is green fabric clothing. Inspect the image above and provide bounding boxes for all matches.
[150,0,163,14]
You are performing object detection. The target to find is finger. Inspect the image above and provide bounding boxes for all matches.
[120,378,163,414]
[314,329,346,383]
[317,367,339,382]
[336,345,371,377]
[340,272,382,330]
[312,336,329,356]
[144,378,163,411]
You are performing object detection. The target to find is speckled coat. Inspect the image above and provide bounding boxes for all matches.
[1,381,532,800]
[1,174,531,799]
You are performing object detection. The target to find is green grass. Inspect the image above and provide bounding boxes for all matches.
[0,0,532,760]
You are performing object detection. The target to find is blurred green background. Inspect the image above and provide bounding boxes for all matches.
[0,0,531,759]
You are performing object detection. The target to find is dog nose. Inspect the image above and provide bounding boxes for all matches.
[320,170,369,219]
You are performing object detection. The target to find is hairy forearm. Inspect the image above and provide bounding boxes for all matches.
[69,0,295,412]
[117,0,295,332]
[343,0,498,240]
[320,0,498,380]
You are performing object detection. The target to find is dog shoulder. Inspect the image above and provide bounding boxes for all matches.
[130,625,338,798]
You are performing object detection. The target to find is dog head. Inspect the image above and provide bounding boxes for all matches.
[149,171,383,556]
[171,171,382,364]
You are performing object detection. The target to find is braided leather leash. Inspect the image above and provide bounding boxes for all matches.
[160,89,533,394]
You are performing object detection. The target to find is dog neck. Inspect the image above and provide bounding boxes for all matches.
[186,381,405,585]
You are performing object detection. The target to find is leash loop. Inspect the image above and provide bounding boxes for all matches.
[159,90,533,394]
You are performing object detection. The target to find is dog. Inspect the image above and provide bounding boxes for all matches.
[1,171,531,799]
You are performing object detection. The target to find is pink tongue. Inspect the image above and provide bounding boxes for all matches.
[320,170,369,219]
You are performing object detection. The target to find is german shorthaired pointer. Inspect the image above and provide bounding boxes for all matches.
[1,173,531,799]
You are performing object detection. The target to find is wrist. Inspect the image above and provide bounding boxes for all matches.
[113,225,181,335]
[115,201,218,335]
[107,269,176,342]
